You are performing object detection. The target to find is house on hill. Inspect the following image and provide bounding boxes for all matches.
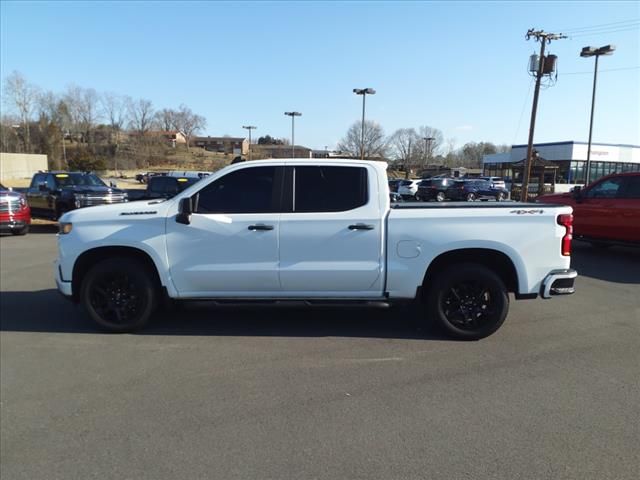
[193,136,248,155]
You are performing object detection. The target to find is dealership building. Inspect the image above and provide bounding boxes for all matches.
[483,141,640,189]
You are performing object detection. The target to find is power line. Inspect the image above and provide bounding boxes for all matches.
[562,66,640,75]
[569,25,640,38]
[513,77,535,144]
[556,19,640,33]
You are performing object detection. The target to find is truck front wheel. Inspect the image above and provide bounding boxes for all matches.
[80,257,157,332]
[426,263,509,340]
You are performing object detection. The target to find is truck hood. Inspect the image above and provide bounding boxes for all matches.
[60,198,173,223]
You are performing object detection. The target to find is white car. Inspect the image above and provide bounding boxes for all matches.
[397,179,421,199]
[479,176,506,190]
[55,160,576,340]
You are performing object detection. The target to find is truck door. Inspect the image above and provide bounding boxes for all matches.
[278,165,384,297]
[165,165,283,297]
[27,173,48,216]
[577,176,626,240]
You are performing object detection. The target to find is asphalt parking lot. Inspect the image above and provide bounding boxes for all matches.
[1,228,638,480]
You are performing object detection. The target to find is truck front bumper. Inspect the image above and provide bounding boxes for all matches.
[541,269,577,299]
[55,260,73,299]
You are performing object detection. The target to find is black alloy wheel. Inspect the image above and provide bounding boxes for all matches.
[496,192,506,201]
[466,192,476,201]
[81,257,157,332]
[426,263,509,340]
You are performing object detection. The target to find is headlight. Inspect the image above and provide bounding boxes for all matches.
[59,222,73,234]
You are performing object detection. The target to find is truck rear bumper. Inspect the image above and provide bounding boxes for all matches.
[541,269,577,299]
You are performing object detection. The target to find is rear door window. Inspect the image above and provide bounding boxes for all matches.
[620,176,640,199]
[293,166,368,212]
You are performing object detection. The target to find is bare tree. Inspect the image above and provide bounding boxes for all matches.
[127,98,155,135]
[460,142,498,168]
[77,87,100,144]
[172,104,206,151]
[2,71,40,152]
[102,93,128,132]
[154,108,177,132]
[337,120,387,159]
[414,126,444,164]
[389,128,419,171]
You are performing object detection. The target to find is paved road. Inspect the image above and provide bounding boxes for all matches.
[1,228,638,480]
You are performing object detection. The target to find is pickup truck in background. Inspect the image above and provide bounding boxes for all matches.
[27,171,128,220]
[0,183,31,235]
[55,160,577,340]
[128,174,204,201]
[537,172,640,247]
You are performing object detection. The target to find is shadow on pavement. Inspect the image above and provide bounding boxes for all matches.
[0,289,452,341]
[571,240,640,284]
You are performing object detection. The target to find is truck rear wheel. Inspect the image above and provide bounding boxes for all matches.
[80,257,157,332]
[426,263,509,340]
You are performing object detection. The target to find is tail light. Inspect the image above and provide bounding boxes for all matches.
[557,214,573,256]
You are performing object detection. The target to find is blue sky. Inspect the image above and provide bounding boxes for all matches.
[1,1,639,152]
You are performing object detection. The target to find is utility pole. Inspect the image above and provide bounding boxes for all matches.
[242,125,256,160]
[521,29,566,202]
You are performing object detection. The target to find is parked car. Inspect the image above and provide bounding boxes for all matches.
[388,179,403,193]
[0,183,31,235]
[398,179,421,199]
[389,192,404,203]
[447,180,509,202]
[135,172,166,184]
[537,172,640,246]
[55,160,576,340]
[26,171,128,220]
[128,174,204,201]
[479,176,507,190]
[416,177,458,202]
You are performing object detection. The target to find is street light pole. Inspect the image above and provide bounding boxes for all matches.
[242,125,256,161]
[581,45,615,185]
[284,112,301,158]
[353,88,376,160]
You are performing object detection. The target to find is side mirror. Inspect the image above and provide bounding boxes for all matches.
[572,186,583,201]
[38,183,49,192]
[110,181,117,188]
[176,197,192,225]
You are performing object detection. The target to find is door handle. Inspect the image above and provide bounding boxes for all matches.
[348,223,374,230]
[248,224,274,231]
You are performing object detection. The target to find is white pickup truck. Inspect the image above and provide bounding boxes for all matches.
[55,160,577,339]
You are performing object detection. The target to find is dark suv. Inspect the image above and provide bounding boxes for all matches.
[446,179,509,202]
[128,175,202,201]
[26,172,128,220]
[416,177,458,202]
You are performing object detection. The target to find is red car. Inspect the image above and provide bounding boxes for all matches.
[537,172,640,246]
[0,183,31,236]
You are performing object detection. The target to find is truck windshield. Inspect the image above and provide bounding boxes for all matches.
[54,173,106,187]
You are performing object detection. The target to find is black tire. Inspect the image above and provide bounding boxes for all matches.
[466,192,476,202]
[80,257,158,332]
[426,263,509,340]
[436,191,446,202]
[56,203,71,221]
[11,226,29,236]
